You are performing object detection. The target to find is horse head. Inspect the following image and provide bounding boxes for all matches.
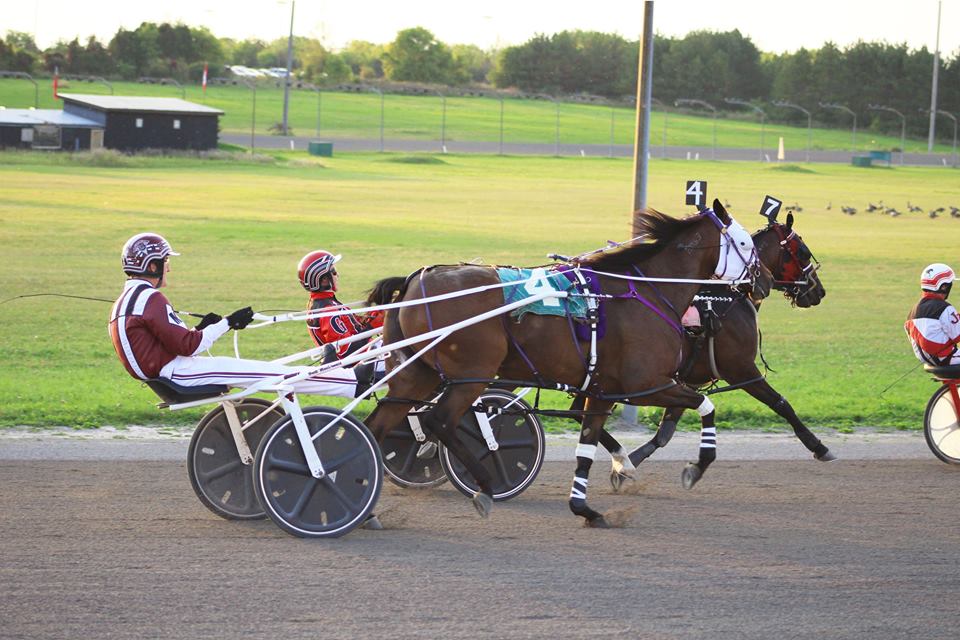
[712,200,772,300]
[755,212,826,307]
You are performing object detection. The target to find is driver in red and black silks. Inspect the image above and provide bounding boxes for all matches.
[905,263,960,366]
[297,250,384,364]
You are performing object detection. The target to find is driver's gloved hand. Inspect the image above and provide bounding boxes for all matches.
[226,306,255,330]
[195,312,223,331]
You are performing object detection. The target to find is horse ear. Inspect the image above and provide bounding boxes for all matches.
[713,198,730,223]
[786,212,794,229]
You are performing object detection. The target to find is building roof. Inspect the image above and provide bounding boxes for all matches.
[58,93,224,115]
[0,108,102,128]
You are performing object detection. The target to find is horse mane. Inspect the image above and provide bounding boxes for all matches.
[579,208,706,269]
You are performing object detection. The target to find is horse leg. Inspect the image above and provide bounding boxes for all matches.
[741,378,835,461]
[568,399,615,527]
[596,426,636,492]
[681,402,718,490]
[421,382,499,518]
[627,406,685,466]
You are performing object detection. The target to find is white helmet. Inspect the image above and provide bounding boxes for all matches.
[122,233,179,277]
[921,263,955,292]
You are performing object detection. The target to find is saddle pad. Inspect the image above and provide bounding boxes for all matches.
[497,267,588,320]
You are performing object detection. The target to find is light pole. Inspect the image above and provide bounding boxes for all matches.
[819,102,857,151]
[868,104,906,166]
[923,108,958,167]
[281,0,295,136]
[676,98,717,160]
[725,98,766,161]
[137,77,181,99]
[0,71,38,107]
[928,0,942,152]
[774,100,812,162]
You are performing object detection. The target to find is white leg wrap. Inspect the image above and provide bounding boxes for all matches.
[575,444,597,460]
[700,426,717,448]
[696,397,715,417]
[569,476,588,500]
[610,447,636,473]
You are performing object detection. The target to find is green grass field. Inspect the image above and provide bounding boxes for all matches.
[1,149,959,432]
[1,78,954,154]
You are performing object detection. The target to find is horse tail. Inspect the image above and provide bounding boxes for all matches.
[365,276,407,306]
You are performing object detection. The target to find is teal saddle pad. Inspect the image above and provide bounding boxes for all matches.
[497,267,588,320]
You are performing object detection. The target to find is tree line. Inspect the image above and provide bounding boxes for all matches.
[2,24,959,140]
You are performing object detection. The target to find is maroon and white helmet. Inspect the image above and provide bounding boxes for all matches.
[122,233,179,276]
[921,263,955,292]
[298,250,342,292]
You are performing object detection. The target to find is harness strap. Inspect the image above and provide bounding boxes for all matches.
[617,279,683,336]
[418,270,447,382]
[571,267,600,391]
[501,315,546,386]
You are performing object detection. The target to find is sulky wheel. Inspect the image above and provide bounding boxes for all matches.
[187,398,283,520]
[923,386,960,465]
[439,390,545,501]
[381,407,447,489]
[253,406,383,538]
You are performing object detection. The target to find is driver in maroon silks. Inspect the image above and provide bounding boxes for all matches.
[109,233,367,397]
[905,263,960,366]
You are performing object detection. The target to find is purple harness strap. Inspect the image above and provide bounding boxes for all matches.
[617,278,684,337]
[418,270,446,380]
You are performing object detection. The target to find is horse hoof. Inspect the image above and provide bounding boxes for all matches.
[609,470,632,493]
[472,491,493,519]
[815,450,837,462]
[416,441,438,459]
[362,514,384,530]
[586,515,610,529]
[681,463,702,490]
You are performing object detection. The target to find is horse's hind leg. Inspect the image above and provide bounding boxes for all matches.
[627,406,685,466]
[598,428,636,492]
[568,399,615,527]
[742,378,835,461]
[421,382,499,517]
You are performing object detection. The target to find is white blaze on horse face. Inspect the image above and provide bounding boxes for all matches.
[715,217,757,281]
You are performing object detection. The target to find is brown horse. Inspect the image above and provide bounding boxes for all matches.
[364,203,770,526]
[599,212,830,490]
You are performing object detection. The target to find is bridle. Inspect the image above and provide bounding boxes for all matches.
[767,223,821,299]
[702,208,762,287]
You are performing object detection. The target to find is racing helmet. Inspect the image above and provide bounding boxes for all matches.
[121,233,179,277]
[298,250,342,292]
[921,263,955,292]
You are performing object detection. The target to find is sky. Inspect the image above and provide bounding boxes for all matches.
[4,0,958,58]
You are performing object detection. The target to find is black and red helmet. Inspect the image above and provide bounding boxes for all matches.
[121,233,179,276]
[298,250,342,292]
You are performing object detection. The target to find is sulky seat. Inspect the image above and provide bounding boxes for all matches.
[923,364,960,380]
[145,378,229,406]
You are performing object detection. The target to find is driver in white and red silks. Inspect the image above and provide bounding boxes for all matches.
[108,233,372,398]
[905,263,960,366]
[298,250,384,357]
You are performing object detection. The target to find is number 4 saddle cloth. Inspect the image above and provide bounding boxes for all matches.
[497,266,602,341]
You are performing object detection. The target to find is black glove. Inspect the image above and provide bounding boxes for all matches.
[194,312,222,331]
[226,306,255,330]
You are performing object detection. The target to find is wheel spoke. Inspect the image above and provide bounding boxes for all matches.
[397,440,418,475]
[323,446,365,474]
[288,477,320,519]
[492,451,512,486]
[266,452,311,476]
[197,458,245,482]
[320,475,361,511]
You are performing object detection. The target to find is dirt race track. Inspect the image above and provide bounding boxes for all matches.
[1,445,959,639]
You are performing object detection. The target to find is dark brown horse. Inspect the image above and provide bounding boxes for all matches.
[364,203,770,526]
[599,212,830,490]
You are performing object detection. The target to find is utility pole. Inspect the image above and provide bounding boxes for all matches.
[928,0,942,152]
[281,0,295,136]
[624,0,655,426]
